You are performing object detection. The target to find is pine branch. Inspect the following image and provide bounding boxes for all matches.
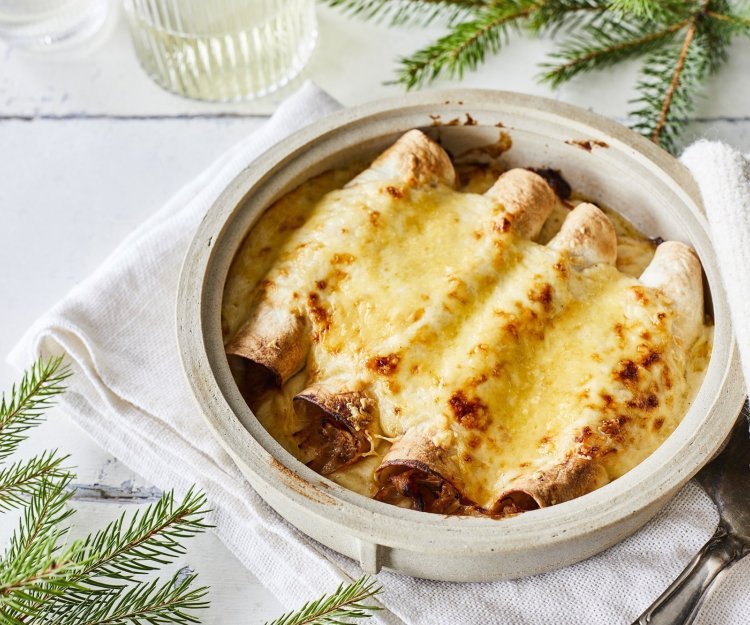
[629,1,732,152]
[36,574,209,625]
[396,1,537,89]
[65,488,211,585]
[529,0,609,33]
[0,361,211,624]
[265,576,382,625]
[323,0,485,26]
[0,357,70,463]
[0,451,70,513]
[706,8,750,31]
[541,15,687,86]
[0,477,83,615]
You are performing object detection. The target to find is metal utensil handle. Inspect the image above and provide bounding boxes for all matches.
[634,522,750,625]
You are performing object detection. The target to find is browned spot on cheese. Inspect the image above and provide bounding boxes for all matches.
[504,321,520,341]
[653,418,665,431]
[600,415,629,442]
[331,253,356,265]
[631,286,650,304]
[385,186,403,199]
[307,292,330,332]
[640,349,661,368]
[411,308,425,322]
[462,453,474,463]
[529,283,553,311]
[627,393,659,410]
[553,261,568,279]
[468,435,481,448]
[661,365,673,389]
[448,390,489,430]
[367,353,401,376]
[601,392,614,406]
[316,279,327,290]
[575,426,593,443]
[369,211,381,226]
[616,360,639,383]
[333,269,349,282]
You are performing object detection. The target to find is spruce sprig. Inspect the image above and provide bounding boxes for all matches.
[0,357,211,624]
[326,0,750,153]
[265,576,382,625]
[396,1,537,89]
[0,356,70,463]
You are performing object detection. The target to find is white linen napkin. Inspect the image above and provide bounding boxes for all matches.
[8,83,750,625]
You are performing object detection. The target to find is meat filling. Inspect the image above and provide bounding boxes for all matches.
[375,467,478,515]
[294,416,369,475]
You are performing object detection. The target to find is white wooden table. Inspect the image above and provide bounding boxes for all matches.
[1,2,749,622]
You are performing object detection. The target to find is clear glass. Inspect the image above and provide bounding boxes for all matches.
[0,0,108,50]
[122,0,317,102]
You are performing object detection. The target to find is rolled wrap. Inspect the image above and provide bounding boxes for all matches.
[293,381,375,475]
[346,129,456,189]
[639,241,704,347]
[484,169,559,239]
[225,300,310,386]
[548,202,618,267]
[374,425,477,514]
[494,455,609,515]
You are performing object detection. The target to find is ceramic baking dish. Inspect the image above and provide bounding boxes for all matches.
[176,90,744,582]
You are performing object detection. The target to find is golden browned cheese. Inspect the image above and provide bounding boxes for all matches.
[222,164,712,510]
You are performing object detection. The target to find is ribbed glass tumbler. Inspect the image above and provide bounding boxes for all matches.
[123,0,317,101]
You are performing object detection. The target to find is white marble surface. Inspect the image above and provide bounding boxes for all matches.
[1,1,749,622]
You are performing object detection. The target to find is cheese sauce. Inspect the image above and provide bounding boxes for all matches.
[222,165,711,507]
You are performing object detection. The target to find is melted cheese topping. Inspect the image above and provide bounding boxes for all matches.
[222,166,711,508]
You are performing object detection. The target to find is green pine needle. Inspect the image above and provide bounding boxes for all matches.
[541,16,687,86]
[0,451,70,513]
[324,0,483,26]
[68,488,211,584]
[0,476,82,612]
[265,576,382,625]
[331,0,750,152]
[0,358,212,624]
[629,7,732,153]
[0,357,70,463]
[37,574,209,625]
[396,1,536,89]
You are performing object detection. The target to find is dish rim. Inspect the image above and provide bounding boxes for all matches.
[177,89,744,561]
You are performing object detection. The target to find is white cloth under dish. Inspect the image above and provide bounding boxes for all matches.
[9,83,750,625]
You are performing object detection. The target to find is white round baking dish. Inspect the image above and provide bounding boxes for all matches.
[177,90,744,582]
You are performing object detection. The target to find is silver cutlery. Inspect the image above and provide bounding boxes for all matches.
[634,404,750,624]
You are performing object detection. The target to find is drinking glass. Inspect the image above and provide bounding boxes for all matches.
[123,0,318,102]
[0,0,108,50]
